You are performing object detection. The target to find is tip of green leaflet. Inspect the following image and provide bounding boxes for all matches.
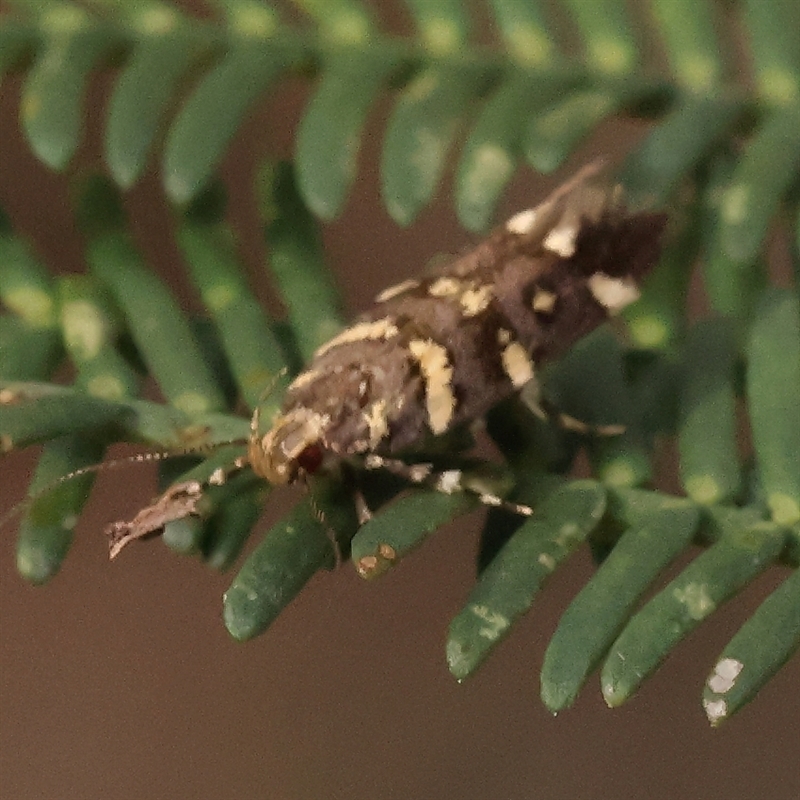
[540,680,577,713]
[222,587,266,642]
[16,544,62,585]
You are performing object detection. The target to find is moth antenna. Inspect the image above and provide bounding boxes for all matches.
[302,475,344,567]
[251,366,290,437]
[0,438,249,534]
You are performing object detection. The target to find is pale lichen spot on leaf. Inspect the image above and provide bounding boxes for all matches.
[673,582,716,620]
[703,698,728,725]
[707,658,744,694]
[62,300,108,360]
[470,604,510,641]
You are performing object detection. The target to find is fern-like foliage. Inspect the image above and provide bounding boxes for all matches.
[1,0,799,726]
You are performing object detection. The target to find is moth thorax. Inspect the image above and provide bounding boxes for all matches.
[248,407,330,485]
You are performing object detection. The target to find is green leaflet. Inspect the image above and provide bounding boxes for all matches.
[602,517,787,706]
[678,318,740,505]
[542,493,699,711]
[746,289,800,525]
[296,50,398,220]
[223,477,358,641]
[106,24,210,187]
[351,488,477,579]
[447,480,606,680]
[704,563,800,725]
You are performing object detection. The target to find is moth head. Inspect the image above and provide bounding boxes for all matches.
[248,407,330,485]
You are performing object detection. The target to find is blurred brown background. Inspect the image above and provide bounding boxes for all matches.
[2,3,799,797]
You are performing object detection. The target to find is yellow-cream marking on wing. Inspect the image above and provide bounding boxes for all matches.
[532,289,557,314]
[460,284,493,316]
[288,368,322,391]
[363,399,389,448]
[408,338,456,434]
[542,223,578,257]
[314,318,399,358]
[428,276,462,297]
[501,341,534,388]
[587,272,641,315]
[506,207,538,235]
[375,278,419,303]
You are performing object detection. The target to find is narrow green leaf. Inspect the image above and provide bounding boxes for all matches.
[602,518,786,706]
[223,477,357,641]
[258,161,346,361]
[447,480,606,680]
[202,481,267,571]
[715,106,800,265]
[296,51,397,220]
[382,65,487,226]
[746,289,800,525]
[21,7,120,169]
[524,88,618,175]
[620,94,742,206]
[742,0,800,105]
[16,434,106,584]
[79,176,228,415]
[0,317,61,381]
[456,71,576,231]
[0,381,248,451]
[0,19,35,81]
[701,151,766,323]
[678,318,740,505]
[106,20,210,187]
[0,383,131,451]
[623,191,702,349]
[351,489,477,579]
[288,0,373,43]
[648,0,725,91]
[403,0,470,52]
[703,565,800,725]
[542,493,699,711]
[164,38,298,204]
[561,0,639,75]
[178,215,289,412]
[545,329,649,488]
[58,275,140,401]
[487,0,557,66]
[0,222,58,329]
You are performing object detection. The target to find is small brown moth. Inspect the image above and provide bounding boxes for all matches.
[108,162,668,555]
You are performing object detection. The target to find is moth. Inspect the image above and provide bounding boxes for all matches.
[107,162,668,557]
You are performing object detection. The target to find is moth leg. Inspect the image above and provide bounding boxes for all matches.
[354,488,374,526]
[364,456,532,518]
[522,383,625,437]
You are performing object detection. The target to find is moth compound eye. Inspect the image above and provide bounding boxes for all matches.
[248,408,331,485]
[297,443,324,475]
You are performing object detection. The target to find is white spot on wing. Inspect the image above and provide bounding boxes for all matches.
[436,469,462,494]
[428,277,461,297]
[501,341,534,388]
[408,338,456,435]
[587,273,641,315]
[543,224,577,257]
[506,207,538,234]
